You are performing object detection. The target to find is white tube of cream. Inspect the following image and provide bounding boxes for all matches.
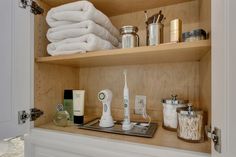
[73,90,85,124]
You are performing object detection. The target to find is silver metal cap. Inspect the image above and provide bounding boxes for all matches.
[177,104,203,116]
[120,25,138,34]
[161,95,189,105]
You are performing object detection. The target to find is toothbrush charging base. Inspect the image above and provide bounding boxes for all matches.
[122,122,133,131]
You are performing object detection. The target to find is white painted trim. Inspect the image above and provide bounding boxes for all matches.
[225,0,236,157]
[30,1,35,130]
[25,128,210,157]
[212,0,236,156]
[225,0,229,155]
[24,134,34,157]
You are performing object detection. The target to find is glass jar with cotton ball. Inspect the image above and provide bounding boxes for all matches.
[161,95,188,131]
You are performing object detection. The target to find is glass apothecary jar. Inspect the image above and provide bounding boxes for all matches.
[120,25,139,48]
[177,104,205,143]
[162,95,188,131]
[53,104,70,127]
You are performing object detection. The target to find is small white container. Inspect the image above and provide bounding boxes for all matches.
[162,95,188,131]
[170,19,182,43]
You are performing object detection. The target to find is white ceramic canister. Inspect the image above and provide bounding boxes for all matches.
[161,95,188,131]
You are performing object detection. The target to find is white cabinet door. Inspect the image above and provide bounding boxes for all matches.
[212,0,236,157]
[0,0,33,140]
[227,1,236,157]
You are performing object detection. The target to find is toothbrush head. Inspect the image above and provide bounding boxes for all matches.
[123,69,128,87]
[123,69,127,76]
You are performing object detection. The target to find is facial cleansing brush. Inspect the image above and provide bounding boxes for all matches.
[98,89,114,128]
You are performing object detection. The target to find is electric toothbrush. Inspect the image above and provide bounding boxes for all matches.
[122,70,133,130]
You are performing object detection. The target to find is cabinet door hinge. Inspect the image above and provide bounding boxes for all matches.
[205,126,221,153]
[19,0,44,15]
[18,108,44,124]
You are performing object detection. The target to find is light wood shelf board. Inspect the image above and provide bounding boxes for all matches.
[36,40,211,67]
[38,120,211,153]
[40,0,193,17]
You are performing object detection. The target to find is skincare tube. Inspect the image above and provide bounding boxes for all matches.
[64,90,73,121]
[73,90,85,124]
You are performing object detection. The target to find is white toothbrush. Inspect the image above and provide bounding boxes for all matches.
[122,69,133,130]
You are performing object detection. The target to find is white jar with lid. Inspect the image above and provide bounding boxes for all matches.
[162,95,188,131]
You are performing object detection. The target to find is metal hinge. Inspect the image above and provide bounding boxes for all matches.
[206,126,221,153]
[18,108,44,124]
[19,0,44,15]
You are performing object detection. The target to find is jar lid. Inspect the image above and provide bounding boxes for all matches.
[120,25,138,34]
[182,32,191,39]
[190,29,206,38]
[177,104,203,116]
[161,95,189,105]
[56,104,64,111]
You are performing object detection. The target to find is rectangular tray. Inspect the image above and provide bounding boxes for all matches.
[79,118,158,138]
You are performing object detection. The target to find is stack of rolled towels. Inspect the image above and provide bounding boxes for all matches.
[46,1,120,56]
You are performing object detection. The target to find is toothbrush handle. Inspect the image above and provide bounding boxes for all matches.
[124,101,130,120]
[124,88,130,122]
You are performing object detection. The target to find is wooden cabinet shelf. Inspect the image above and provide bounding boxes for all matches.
[36,40,211,67]
[40,0,193,16]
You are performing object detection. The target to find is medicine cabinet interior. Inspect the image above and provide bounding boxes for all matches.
[34,0,211,154]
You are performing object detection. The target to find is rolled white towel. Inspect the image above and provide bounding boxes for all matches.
[46,1,120,39]
[47,34,115,56]
[47,20,119,47]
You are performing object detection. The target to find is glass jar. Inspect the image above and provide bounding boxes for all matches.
[162,95,188,131]
[182,29,207,42]
[53,104,70,127]
[120,26,139,48]
[177,104,205,143]
[182,32,191,42]
[53,110,70,127]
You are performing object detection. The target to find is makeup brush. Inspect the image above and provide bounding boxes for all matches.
[144,10,148,23]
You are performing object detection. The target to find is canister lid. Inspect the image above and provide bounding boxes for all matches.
[177,104,203,116]
[120,25,138,34]
[190,29,206,38]
[182,32,191,39]
[161,95,189,105]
